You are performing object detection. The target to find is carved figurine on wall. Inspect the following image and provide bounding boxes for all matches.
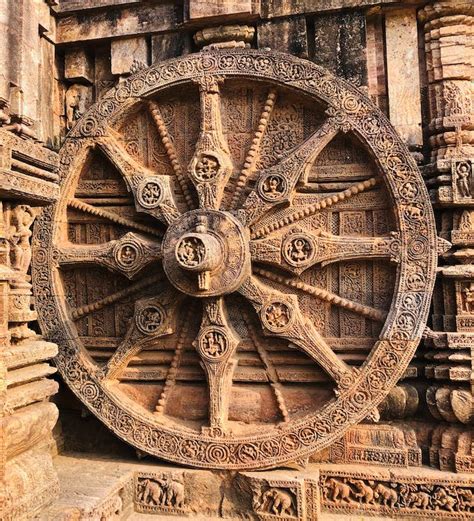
[8,204,38,341]
[462,283,474,313]
[65,84,92,131]
[9,205,35,278]
[456,161,472,198]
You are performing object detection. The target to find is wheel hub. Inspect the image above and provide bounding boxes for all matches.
[162,209,250,297]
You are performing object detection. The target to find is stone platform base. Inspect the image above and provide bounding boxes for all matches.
[39,453,474,520]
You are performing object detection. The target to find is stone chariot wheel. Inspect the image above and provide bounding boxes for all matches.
[33,49,438,470]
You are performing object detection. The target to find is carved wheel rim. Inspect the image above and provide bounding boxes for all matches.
[32,49,437,469]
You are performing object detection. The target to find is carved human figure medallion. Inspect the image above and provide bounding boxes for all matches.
[32,49,438,469]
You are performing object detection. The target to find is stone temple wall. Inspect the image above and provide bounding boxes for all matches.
[0,0,472,519]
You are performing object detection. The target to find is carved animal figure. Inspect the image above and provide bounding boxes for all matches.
[326,478,354,504]
[459,489,474,511]
[433,488,456,512]
[140,479,165,506]
[351,479,374,504]
[163,479,185,508]
[259,488,294,516]
[373,483,397,508]
[407,490,430,509]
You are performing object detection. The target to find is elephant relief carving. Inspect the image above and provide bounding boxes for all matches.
[256,487,296,516]
[138,476,185,509]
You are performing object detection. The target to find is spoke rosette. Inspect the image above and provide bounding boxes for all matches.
[32,49,437,470]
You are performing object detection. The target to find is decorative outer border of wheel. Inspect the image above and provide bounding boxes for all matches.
[32,49,438,470]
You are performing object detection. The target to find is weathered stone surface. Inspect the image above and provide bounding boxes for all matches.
[151,32,191,63]
[64,48,94,83]
[385,8,423,148]
[311,11,368,86]
[257,16,308,57]
[188,0,254,20]
[56,4,182,43]
[111,36,148,76]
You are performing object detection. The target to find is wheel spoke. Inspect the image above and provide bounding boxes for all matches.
[230,88,278,210]
[254,267,386,322]
[97,132,181,224]
[70,273,163,320]
[187,76,233,210]
[238,275,357,390]
[68,198,162,238]
[57,232,161,279]
[241,117,344,226]
[148,101,195,210]
[251,229,401,275]
[250,177,380,240]
[154,304,195,415]
[243,309,289,423]
[193,297,240,436]
[102,288,181,380]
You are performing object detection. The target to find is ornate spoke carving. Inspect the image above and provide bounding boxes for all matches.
[102,289,180,380]
[230,88,278,210]
[148,101,194,209]
[243,310,289,423]
[254,267,386,322]
[250,177,379,240]
[188,75,233,210]
[68,198,162,238]
[193,298,240,436]
[97,133,181,224]
[242,117,344,226]
[57,232,161,279]
[251,229,401,275]
[70,273,163,320]
[239,275,357,390]
[154,304,195,416]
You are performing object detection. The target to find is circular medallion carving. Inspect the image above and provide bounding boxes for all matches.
[194,153,221,182]
[283,234,315,267]
[258,174,287,201]
[114,242,140,270]
[197,327,229,360]
[262,301,294,332]
[136,304,165,335]
[137,179,163,208]
[32,49,438,470]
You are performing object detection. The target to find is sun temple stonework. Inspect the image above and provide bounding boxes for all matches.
[0,0,473,519]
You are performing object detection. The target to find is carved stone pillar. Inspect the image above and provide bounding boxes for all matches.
[419,0,474,473]
[0,129,60,519]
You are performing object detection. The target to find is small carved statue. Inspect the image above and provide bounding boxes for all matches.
[202,330,226,357]
[9,205,35,276]
[326,478,355,504]
[462,283,474,313]
[139,476,185,509]
[262,175,285,199]
[65,84,92,130]
[406,490,430,509]
[456,161,471,198]
[459,210,474,231]
[177,237,205,267]
[433,487,456,512]
[351,479,375,505]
